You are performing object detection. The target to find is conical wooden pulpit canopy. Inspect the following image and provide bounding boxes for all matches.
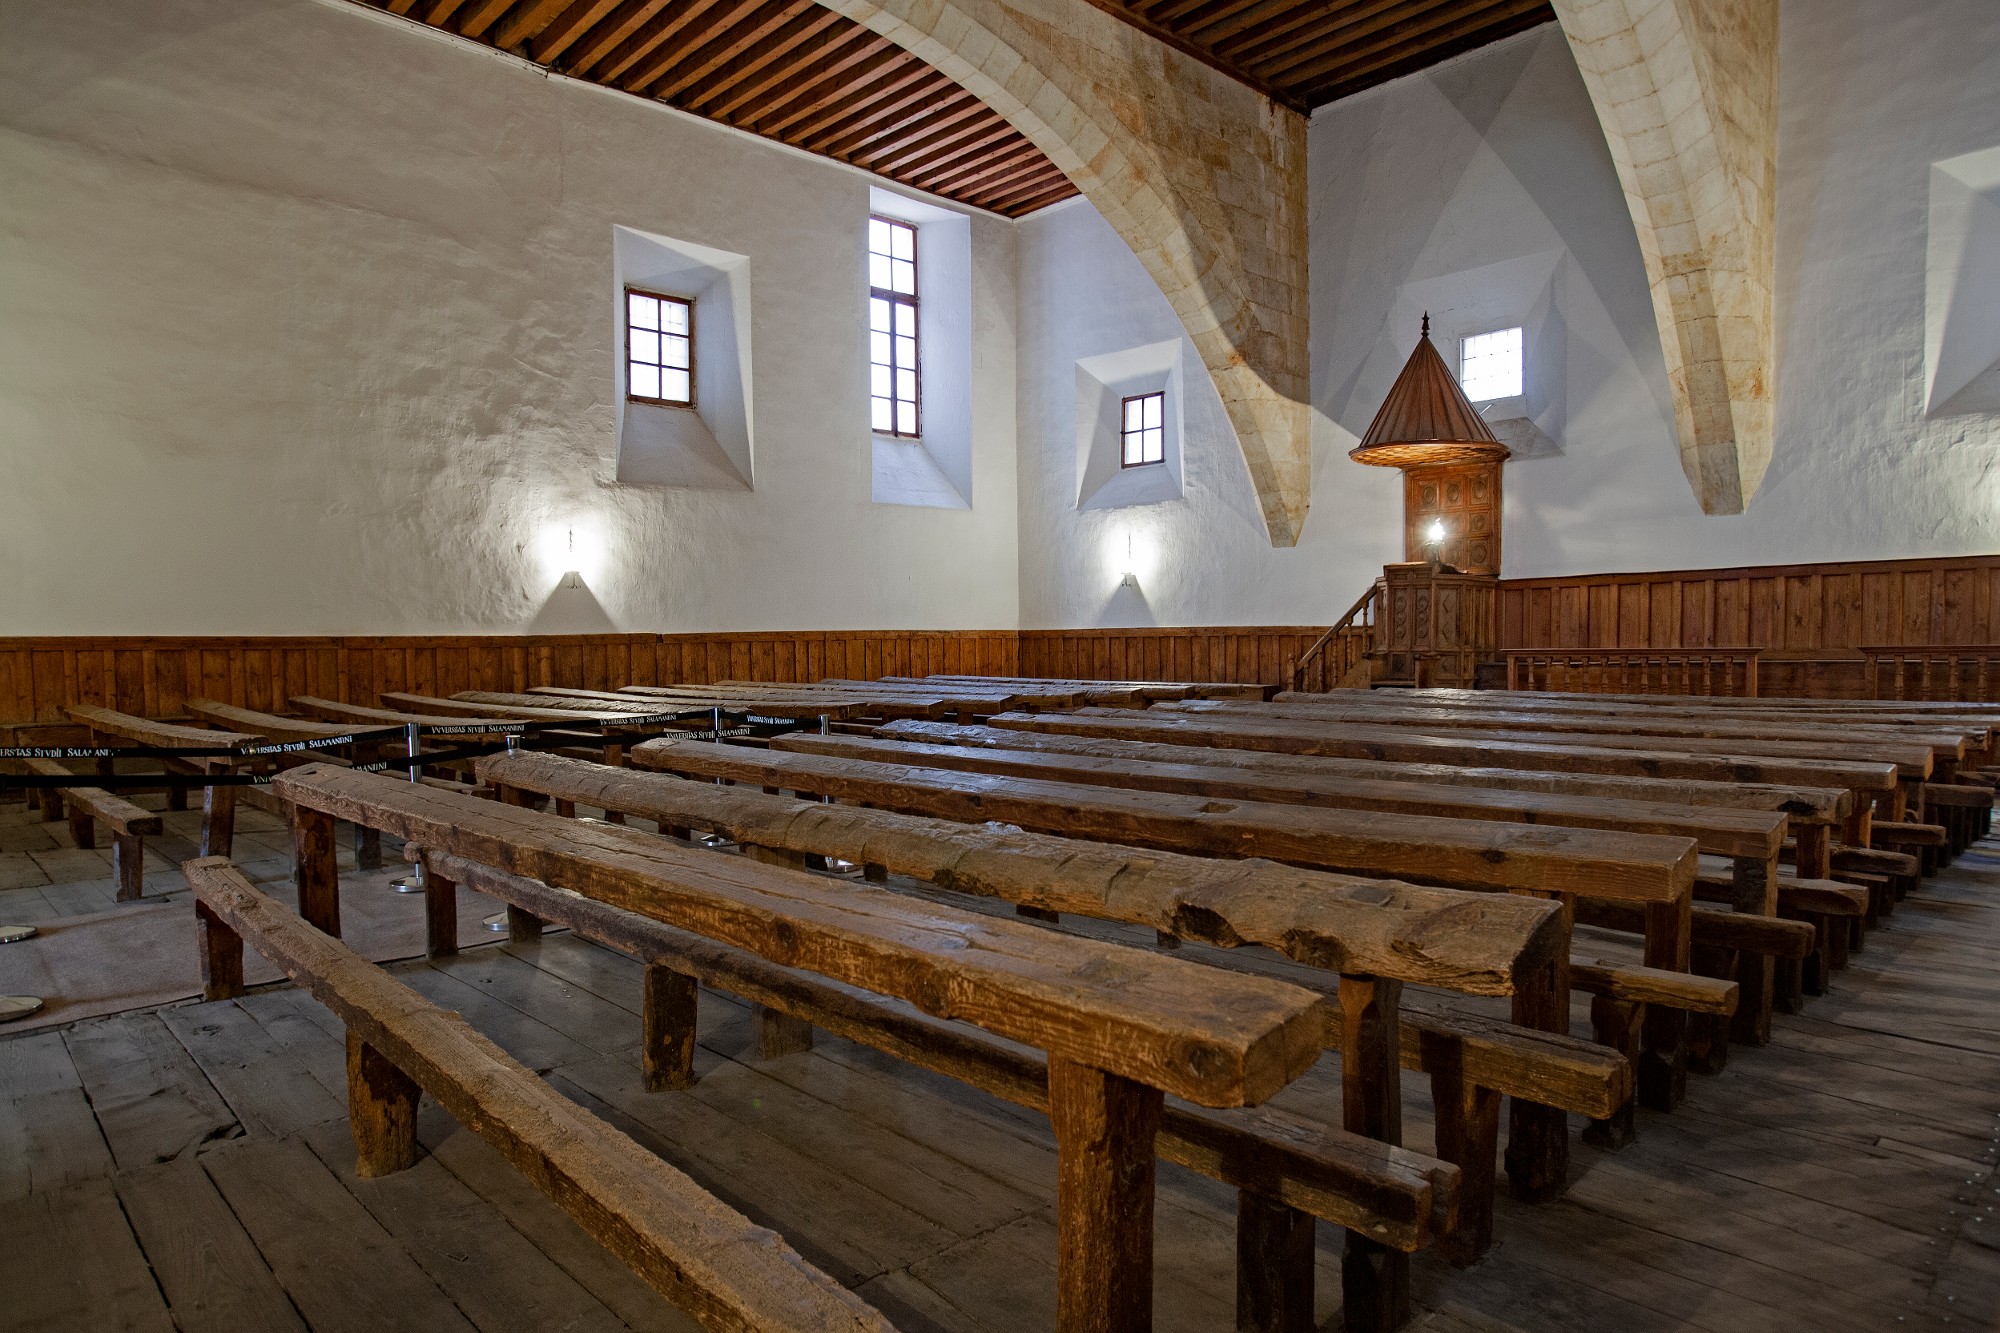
[1349,316,1511,468]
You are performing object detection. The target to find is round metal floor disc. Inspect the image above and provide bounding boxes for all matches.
[0,995,45,1023]
[484,911,509,932]
[0,924,37,944]
[388,876,424,894]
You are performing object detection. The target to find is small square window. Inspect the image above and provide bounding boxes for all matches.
[1120,391,1164,468]
[626,288,693,408]
[1459,326,1522,402]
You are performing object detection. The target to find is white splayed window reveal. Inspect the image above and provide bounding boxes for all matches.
[1460,326,1523,402]
[626,289,693,407]
[869,216,921,438]
[1120,391,1165,467]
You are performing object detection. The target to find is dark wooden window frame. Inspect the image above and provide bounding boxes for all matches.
[868,216,921,440]
[625,287,695,410]
[1119,390,1166,468]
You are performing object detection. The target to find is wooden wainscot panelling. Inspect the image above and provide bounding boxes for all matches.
[0,631,1019,726]
[1016,627,1328,688]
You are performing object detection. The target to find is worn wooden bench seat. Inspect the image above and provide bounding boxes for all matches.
[408,847,1462,1328]
[625,737,1724,1125]
[463,751,1629,1241]
[19,757,162,900]
[910,674,1274,703]
[269,764,1333,1332]
[183,857,897,1333]
[606,686,880,722]
[65,704,257,857]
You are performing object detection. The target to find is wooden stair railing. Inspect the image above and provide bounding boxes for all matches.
[1289,582,1383,692]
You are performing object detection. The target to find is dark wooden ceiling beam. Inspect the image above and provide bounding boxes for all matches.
[1267,0,1548,85]
[1220,0,1436,71]
[527,0,622,62]
[455,0,516,37]
[796,68,963,155]
[768,54,937,142]
[639,0,820,100]
[667,7,848,118]
[911,137,1050,195]
[493,0,579,49]
[422,0,468,25]
[731,39,905,134]
[1294,1,1552,99]
[555,0,671,75]
[1071,0,1302,110]
[603,0,758,87]
[977,167,1079,215]
[851,100,1009,174]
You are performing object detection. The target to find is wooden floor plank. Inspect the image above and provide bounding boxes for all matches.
[201,1137,479,1333]
[62,1012,239,1170]
[0,1176,176,1331]
[115,1157,307,1333]
[160,999,347,1139]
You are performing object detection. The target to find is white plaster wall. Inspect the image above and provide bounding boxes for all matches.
[1018,8,2000,626]
[0,0,1019,636]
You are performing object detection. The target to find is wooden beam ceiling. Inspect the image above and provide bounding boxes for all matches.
[351,0,1081,217]
[356,0,1551,218]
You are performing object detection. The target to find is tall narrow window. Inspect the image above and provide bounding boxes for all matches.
[869,216,920,437]
[1459,326,1522,401]
[627,288,693,407]
[1120,391,1164,467]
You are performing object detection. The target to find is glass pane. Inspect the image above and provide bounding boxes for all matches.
[896,401,917,435]
[870,254,891,291]
[1144,428,1163,462]
[896,335,917,369]
[872,398,893,432]
[870,297,891,332]
[872,365,891,397]
[628,293,657,330]
[629,330,660,365]
[1122,433,1140,466]
[892,259,915,294]
[890,222,913,261]
[661,301,688,334]
[630,364,660,400]
[663,335,688,369]
[1143,394,1162,428]
[661,369,690,403]
[869,217,891,256]
[1460,326,1522,400]
[871,331,891,366]
[894,302,916,337]
[897,368,916,400]
[1123,399,1142,430]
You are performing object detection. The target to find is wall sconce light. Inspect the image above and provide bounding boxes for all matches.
[1424,517,1447,560]
[1120,532,1139,588]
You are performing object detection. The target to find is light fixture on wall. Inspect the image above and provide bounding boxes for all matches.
[536,520,606,589]
[1423,517,1448,566]
[1120,532,1139,588]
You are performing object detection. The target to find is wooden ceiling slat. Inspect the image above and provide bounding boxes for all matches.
[910,138,1050,196]
[558,0,672,76]
[527,0,622,62]
[422,0,468,25]
[889,120,1036,186]
[771,54,938,143]
[1185,0,1325,47]
[455,0,516,38]
[1220,0,1435,70]
[639,0,820,100]
[493,0,575,48]
[806,79,974,156]
[592,0,743,85]
[384,0,421,16]
[1074,0,1297,108]
[1265,0,1547,85]
[732,40,905,134]
[669,8,848,117]
[1295,1,1551,99]
[849,100,1003,173]
[977,169,1078,215]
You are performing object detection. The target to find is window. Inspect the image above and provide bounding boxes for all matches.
[1120,391,1164,467]
[869,216,920,437]
[627,289,693,407]
[1459,326,1522,402]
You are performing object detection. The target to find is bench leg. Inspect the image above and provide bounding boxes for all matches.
[67,806,95,851]
[506,904,545,943]
[1505,913,1571,1203]
[1049,1055,1161,1333]
[754,1005,815,1059]
[1339,974,1409,1330]
[112,833,144,902]
[1236,1190,1316,1332]
[1685,942,1735,1076]
[1016,904,1061,923]
[346,1030,420,1178]
[291,805,341,938]
[354,825,382,871]
[200,780,238,859]
[424,865,458,959]
[38,789,64,823]
[1426,1037,1501,1266]
[167,783,187,812]
[197,900,245,1002]
[1580,997,1641,1150]
[1638,897,1691,1111]
[643,965,699,1092]
[1729,855,1777,1047]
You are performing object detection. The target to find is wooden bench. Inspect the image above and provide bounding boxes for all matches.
[408,846,1461,1332]
[776,730,1807,1055]
[626,738,1724,1125]
[17,757,162,900]
[268,764,1340,1333]
[907,674,1276,703]
[65,705,256,857]
[466,748,1623,1259]
[182,857,898,1333]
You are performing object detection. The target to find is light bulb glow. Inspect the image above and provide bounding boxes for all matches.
[1425,519,1447,545]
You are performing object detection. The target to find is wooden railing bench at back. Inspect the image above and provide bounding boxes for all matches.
[466,748,1617,1284]
[1502,649,1762,697]
[266,766,1443,1333]
[184,857,900,1333]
